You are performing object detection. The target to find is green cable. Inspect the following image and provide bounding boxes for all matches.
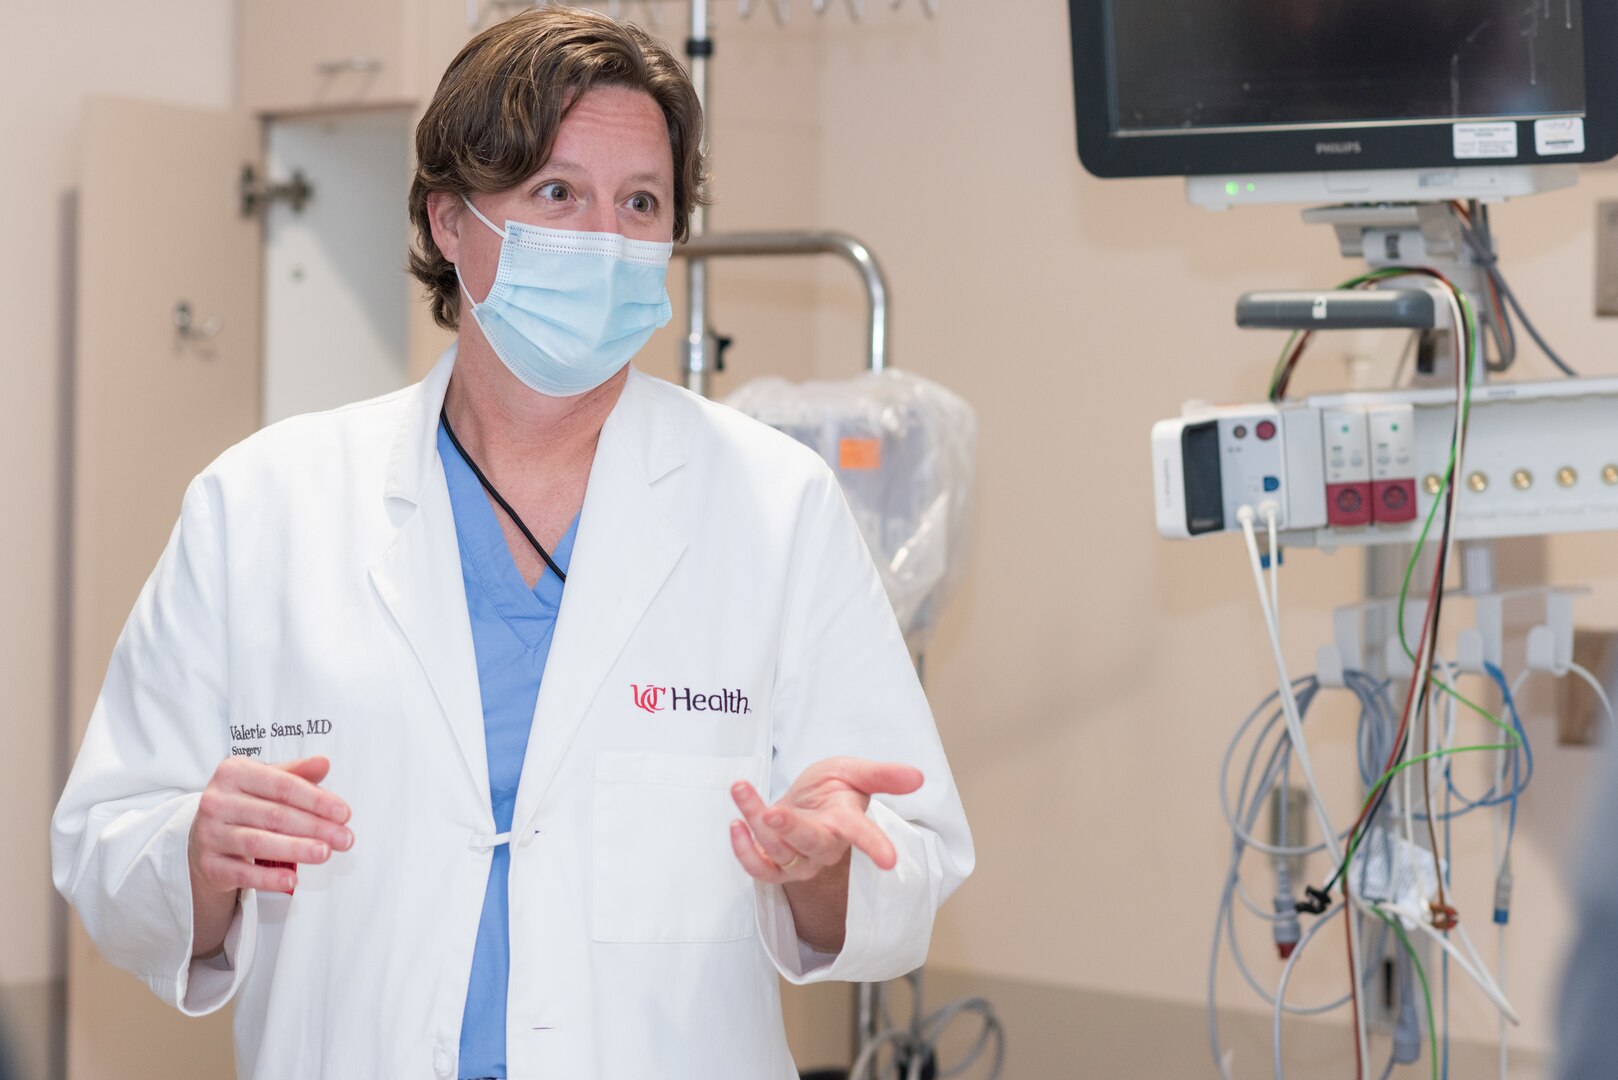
[1266,268,1410,399]
[1334,741,1514,880]
[1391,288,1510,738]
[1333,284,1511,882]
[1375,908,1439,1080]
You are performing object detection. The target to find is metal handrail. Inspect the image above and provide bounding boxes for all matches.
[675,230,891,376]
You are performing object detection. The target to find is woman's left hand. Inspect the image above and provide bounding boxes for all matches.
[728,757,924,884]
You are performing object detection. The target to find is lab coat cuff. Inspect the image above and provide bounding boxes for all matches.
[177,891,257,1016]
[756,800,935,985]
[153,793,257,1016]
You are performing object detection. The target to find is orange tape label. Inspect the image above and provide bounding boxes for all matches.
[838,437,882,471]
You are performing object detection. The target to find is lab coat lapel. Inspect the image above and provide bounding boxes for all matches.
[513,368,687,833]
[367,347,492,812]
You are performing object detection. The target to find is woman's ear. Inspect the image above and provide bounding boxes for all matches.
[426,190,464,265]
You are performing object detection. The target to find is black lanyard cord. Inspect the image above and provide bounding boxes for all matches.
[439,407,568,584]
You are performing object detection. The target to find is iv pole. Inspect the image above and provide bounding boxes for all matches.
[668,5,998,1077]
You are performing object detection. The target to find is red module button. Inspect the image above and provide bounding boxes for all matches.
[1326,481,1373,527]
[1256,420,1277,441]
[1372,479,1418,524]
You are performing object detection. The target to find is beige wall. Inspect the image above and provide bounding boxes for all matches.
[803,0,1618,1065]
[0,0,235,1003]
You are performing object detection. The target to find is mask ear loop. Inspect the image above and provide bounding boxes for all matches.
[455,194,507,312]
[460,194,508,239]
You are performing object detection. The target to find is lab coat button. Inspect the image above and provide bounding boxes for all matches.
[433,1048,453,1077]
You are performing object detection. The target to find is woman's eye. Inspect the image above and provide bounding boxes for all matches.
[539,182,571,202]
[627,193,656,214]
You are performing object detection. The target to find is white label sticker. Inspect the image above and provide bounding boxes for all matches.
[1454,122,1519,160]
[1535,116,1586,156]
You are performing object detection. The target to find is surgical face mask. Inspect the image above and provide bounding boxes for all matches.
[456,195,673,397]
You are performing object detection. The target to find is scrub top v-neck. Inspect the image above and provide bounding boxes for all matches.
[437,421,579,1080]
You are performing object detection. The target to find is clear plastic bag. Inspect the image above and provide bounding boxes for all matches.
[726,370,976,649]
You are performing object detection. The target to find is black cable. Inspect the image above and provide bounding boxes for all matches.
[1320,286,1473,897]
[1472,201,1518,374]
[1455,205,1578,377]
[439,407,568,584]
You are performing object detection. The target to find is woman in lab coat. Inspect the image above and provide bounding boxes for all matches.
[51,8,971,1079]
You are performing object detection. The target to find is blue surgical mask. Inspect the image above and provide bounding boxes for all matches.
[457,195,673,397]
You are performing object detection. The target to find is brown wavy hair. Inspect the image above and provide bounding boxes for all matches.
[407,7,708,330]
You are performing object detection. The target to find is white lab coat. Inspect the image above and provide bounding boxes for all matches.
[52,350,973,1079]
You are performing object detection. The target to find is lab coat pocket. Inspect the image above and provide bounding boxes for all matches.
[592,751,764,943]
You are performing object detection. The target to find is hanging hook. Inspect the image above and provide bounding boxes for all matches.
[174,301,223,342]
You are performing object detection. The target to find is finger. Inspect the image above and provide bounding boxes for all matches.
[768,804,844,864]
[221,793,354,851]
[840,810,899,871]
[278,756,331,786]
[221,825,332,866]
[730,782,803,868]
[831,759,924,797]
[729,820,783,883]
[235,760,350,823]
[199,851,296,894]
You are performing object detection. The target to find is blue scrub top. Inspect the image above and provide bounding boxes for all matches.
[438,423,578,1080]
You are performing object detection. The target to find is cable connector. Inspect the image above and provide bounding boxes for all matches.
[1493,867,1514,926]
[1428,901,1459,932]
[1273,862,1301,960]
[1296,885,1333,915]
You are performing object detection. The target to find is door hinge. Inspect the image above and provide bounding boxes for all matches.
[240,163,313,217]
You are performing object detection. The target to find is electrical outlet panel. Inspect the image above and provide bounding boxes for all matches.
[1152,377,1618,546]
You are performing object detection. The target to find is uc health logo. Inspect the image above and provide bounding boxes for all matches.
[632,684,751,715]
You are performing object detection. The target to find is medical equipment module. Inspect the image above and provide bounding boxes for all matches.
[1143,184,1618,1080]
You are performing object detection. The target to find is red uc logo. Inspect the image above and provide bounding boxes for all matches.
[632,684,666,714]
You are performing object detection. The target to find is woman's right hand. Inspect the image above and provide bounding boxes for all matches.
[187,756,352,954]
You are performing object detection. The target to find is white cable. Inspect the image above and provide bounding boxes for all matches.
[1455,921,1520,1025]
[1240,504,1367,1076]
[1392,908,1520,1024]
[1239,507,1344,866]
[1496,921,1509,1080]
[1566,661,1617,730]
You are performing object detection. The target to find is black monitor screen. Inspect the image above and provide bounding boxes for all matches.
[1108,1,1586,133]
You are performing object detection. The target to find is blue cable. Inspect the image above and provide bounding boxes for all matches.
[1442,741,1453,1080]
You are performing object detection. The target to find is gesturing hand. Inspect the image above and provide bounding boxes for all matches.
[728,757,924,885]
[189,755,353,898]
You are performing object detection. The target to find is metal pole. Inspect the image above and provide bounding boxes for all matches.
[675,230,891,372]
[683,0,714,396]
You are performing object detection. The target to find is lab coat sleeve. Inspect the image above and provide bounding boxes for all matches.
[755,462,974,985]
[51,476,258,1015]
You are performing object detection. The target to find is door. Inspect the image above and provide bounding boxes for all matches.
[263,109,414,424]
[68,96,263,1080]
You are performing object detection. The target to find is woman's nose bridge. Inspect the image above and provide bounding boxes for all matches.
[580,189,618,233]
